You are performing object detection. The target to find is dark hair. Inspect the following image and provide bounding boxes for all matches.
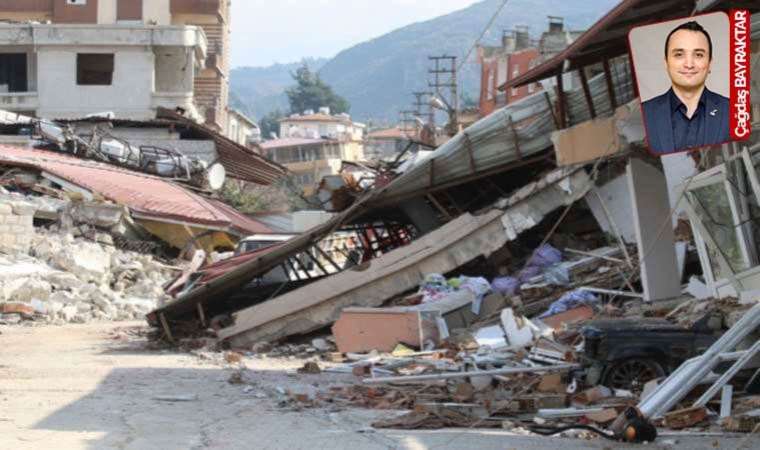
[664,21,713,60]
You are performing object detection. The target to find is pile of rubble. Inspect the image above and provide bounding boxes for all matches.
[0,195,177,325]
[208,241,758,441]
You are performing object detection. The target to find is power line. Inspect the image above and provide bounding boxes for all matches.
[457,0,511,73]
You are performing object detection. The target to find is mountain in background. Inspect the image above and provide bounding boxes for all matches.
[231,0,618,123]
[230,57,329,118]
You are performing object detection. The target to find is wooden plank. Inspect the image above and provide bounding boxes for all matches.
[555,72,567,129]
[426,193,453,221]
[429,157,435,187]
[544,91,560,129]
[579,68,597,119]
[159,313,174,343]
[603,59,618,109]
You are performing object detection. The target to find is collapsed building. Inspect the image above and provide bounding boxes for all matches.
[0,106,286,324]
[0,0,758,444]
[141,0,760,442]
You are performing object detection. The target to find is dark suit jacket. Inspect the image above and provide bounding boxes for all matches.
[642,87,730,154]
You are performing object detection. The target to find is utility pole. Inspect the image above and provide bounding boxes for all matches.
[428,55,458,135]
[399,110,418,134]
[412,91,434,127]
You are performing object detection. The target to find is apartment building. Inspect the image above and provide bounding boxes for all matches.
[259,137,348,195]
[227,108,260,148]
[0,0,230,129]
[477,17,582,117]
[278,107,365,161]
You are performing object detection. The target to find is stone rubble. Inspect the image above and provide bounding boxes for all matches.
[0,225,177,325]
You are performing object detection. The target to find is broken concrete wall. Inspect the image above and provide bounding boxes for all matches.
[551,101,644,166]
[1,227,177,324]
[218,168,592,347]
[220,209,510,347]
[585,174,636,243]
[0,196,36,254]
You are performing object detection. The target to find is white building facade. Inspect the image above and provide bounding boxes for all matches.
[0,22,207,121]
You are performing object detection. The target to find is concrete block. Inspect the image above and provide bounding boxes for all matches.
[0,204,12,215]
[9,201,36,216]
[4,215,17,225]
[51,242,111,283]
[60,305,77,322]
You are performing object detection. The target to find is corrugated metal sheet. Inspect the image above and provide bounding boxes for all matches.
[368,91,555,203]
[0,145,271,236]
[155,108,288,185]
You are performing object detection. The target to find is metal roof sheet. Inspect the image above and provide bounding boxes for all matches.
[155,108,287,185]
[0,145,272,236]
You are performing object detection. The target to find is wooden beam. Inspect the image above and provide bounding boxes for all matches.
[159,313,174,343]
[544,91,560,129]
[442,191,464,216]
[628,52,639,98]
[429,157,435,187]
[426,193,454,221]
[579,67,597,119]
[196,303,207,328]
[555,71,567,129]
[603,59,618,109]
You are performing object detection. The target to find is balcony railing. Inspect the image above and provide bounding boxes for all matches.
[0,92,39,111]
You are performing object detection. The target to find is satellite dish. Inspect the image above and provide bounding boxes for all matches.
[206,163,226,191]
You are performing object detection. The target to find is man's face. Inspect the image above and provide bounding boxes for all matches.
[665,29,712,91]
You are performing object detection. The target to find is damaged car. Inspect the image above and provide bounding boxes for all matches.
[578,316,721,391]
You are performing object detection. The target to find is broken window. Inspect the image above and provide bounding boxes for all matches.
[76,54,114,86]
[685,142,760,295]
[690,183,749,277]
[0,54,28,93]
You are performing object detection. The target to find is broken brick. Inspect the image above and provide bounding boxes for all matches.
[537,373,566,394]
[0,302,35,316]
[664,406,708,430]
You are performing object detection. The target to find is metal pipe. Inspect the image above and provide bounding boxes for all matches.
[638,301,760,417]
[362,363,579,384]
[693,339,760,407]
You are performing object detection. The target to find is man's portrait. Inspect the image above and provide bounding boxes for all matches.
[629,13,731,155]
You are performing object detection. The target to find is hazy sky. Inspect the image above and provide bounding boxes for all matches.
[231,0,481,68]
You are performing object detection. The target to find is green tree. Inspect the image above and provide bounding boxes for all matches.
[285,64,350,115]
[258,109,284,140]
